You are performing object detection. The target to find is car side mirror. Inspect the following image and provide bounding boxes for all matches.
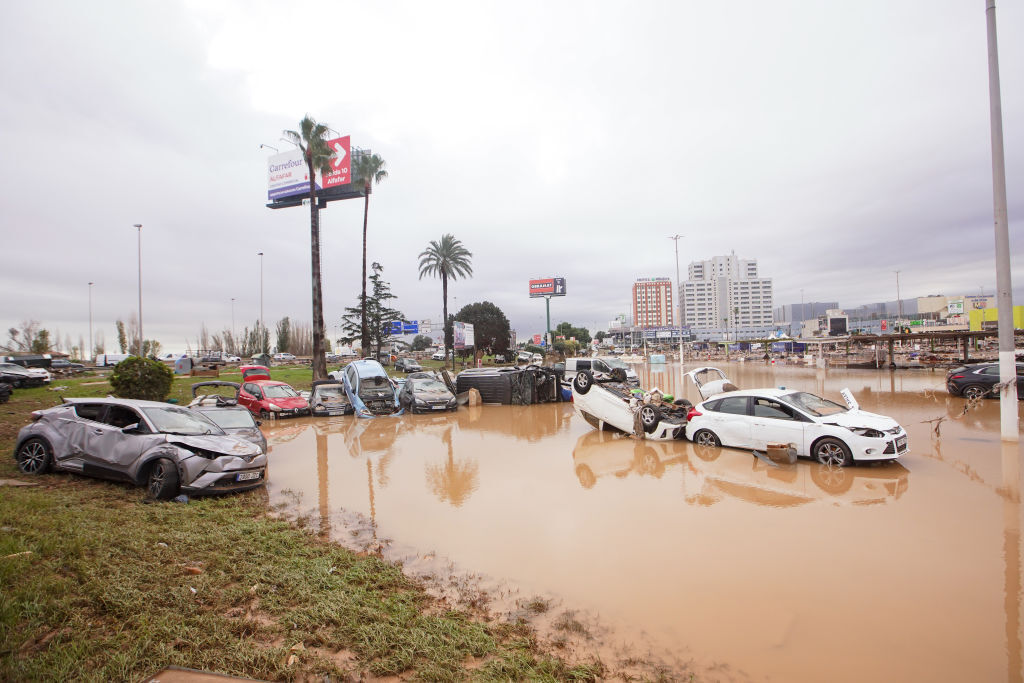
[121,423,140,433]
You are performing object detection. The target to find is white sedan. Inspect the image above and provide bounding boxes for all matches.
[685,388,908,466]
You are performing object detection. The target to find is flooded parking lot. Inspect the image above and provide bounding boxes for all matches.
[262,362,1023,682]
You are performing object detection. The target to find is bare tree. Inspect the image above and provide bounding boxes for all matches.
[3,320,41,352]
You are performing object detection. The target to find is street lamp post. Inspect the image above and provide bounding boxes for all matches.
[258,252,265,353]
[668,234,685,375]
[88,282,93,362]
[231,297,236,352]
[894,270,902,324]
[984,0,1018,440]
[134,224,142,355]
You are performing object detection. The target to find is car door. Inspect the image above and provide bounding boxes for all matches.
[704,396,753,448]
[81,404,152,477]
[239,383,263,414]
[749,396,806,452]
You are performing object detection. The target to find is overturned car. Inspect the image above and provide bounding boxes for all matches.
[570,369,691,440]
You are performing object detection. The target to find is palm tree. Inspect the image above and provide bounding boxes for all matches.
[283,115,334,380]
[418,234,473,357]
[352,152,388,353]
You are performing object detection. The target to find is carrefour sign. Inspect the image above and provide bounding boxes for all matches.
[267,136,350,201]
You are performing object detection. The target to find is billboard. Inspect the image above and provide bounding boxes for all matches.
[389,320,420,335]
[529,278,567,298]
[947,300,964,316]
[453,322,475,350]
[267,136,350,201]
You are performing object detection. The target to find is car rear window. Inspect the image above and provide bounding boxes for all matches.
[712,396,749,415]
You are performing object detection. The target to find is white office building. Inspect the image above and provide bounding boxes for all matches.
[682,252,774,340]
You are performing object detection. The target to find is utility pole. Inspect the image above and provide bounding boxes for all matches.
[134,224,143,355]
[88,282,93,362]
[984,0,1018,440]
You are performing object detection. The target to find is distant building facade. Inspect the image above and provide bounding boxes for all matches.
[682,252,774,340]
[632,277,675,328]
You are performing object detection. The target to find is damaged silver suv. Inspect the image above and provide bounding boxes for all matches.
[13,398,267,499]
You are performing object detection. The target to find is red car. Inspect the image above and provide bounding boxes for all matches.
[237,365,309,418]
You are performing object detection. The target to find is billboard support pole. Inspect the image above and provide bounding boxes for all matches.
[545,296,551,349]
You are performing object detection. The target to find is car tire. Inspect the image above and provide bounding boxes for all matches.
[639,405,661,434]
[692,429,720,447]
[16,437,52,475]
[962,384,988,400]
[573,370,593,395]
[813,437,853,467]
[259,410,270,420]
[146,458,180,500]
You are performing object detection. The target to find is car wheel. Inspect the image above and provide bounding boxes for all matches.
[573,370,593,395]
[259,410,270,420]
[146,458,180,500]
[692,429,720,447]
[962,384,988,400]
[813,437,853,467]
[16,437,52,475]
[639,405,661,434]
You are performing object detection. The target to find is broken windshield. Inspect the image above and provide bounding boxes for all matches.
[779,391,847,417]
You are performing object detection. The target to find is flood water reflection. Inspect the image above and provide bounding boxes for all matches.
[264,362,1023,682]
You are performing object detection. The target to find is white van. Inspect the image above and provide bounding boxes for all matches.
[94,353,131,367]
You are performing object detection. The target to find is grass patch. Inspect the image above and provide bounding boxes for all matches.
[0,387,603,681]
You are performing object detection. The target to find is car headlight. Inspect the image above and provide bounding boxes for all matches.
[268,403,282,412]
[847,426,884,438]
[414,398,428,406]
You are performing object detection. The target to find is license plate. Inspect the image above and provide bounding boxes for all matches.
[236,471,261,482]
[431,405,447,410]
[896,436,907,450]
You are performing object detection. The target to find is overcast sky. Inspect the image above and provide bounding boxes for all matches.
[1,0,1021,353]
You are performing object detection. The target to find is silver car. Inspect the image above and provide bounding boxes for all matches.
[13,398,267,499]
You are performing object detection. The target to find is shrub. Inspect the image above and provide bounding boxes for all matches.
[108,356,174,401]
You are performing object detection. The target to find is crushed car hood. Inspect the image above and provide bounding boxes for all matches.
[823,410,901,431]
[165,433,263,457]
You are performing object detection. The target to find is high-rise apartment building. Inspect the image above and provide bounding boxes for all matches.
[682,252,773,338]
[632,277,674,328]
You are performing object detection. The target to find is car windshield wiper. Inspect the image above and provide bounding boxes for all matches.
[161,430,206,436]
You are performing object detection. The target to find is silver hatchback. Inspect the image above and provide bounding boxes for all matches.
[13,398,267,499]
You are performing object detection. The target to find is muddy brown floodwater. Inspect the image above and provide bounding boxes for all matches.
[262,362,1023,682]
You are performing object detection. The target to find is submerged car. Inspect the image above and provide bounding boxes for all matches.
[188,382,267,453]
[398,372,458,413]
[571,369,690,441]
[13,398,266,499]
[945,362,1024,400]
[309,380,354,416]
[685,388,908,467]
[329,359,399,417]
[237,366,309,418]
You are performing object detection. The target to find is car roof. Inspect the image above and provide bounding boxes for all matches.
[350,359,389,377]
[701,388,793,400]
[62,397,180,409]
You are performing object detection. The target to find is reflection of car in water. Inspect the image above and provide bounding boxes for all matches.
[684,443,910,507]
[571,429,683,489]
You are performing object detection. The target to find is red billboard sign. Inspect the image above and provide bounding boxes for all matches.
[529,277,566,298]
[881,320,888,331]
[322,136,351,189]
[532,334,542,345]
